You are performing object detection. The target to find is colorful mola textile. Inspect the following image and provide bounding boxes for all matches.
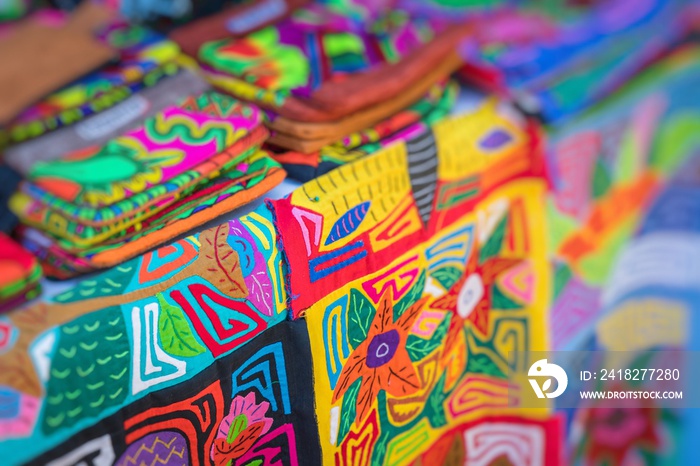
[540,152,700,464]
[268,95,553,463]
[0,232,42,313]
[270,80,458,181]
[584,154,700,465]
[27,320,322,466]
[10,91,266,246]
[197,2,467,124]
[459,0,689,122]
[547,45,700,351]
[0,204,289,464]
[270,96,544,316]
[18,150,286,278]
[4,68,211,176]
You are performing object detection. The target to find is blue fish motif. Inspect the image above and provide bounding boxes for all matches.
[479,128,512,150]
[325,201,371,245]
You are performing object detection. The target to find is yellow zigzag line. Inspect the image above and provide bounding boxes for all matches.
[150,113,240,145]
[145,447,187,466]
[122,436,186,466]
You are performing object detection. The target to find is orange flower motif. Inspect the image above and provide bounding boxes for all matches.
[433,248,522,389]
[332,290,429,424]
[432,248,521,339]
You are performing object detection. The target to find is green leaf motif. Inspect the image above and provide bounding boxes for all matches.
[406,313,450,362]
[491,285,523,310]
[347,289,376,349]
[431,266,462,291]
[424,372,448,428]
[228,414,248,443]
[43,306,130,434]
[371,431,392,466]
[466,353,506,378]
[395,270,427,319]
[337,378,362,444]
[157,294,206,357]
[370,393,391,466]
[479,215,507,263]
[53,261,137,304]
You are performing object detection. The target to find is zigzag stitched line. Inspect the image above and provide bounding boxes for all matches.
[146,114,242,149]
[122,436,186,465]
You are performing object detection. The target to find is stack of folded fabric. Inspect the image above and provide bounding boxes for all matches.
[271,79,459,180]
[10,91,285,278]
[0,4,116,130]
[459,0,690,123]
[0,232,41,312]
[184,0,472,181]
[4,66,209,175]
[1,21,181,151]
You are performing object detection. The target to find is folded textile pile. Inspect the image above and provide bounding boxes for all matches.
[0,4,116,129]
[185,0,471,181]
[459,0,690,123]
[180,0,691,183]
[4,67,210,175]
[10,91,285,277]
[1,8,288,281]
[272,79,459,180]
[0,232,41,312]
[1,21,181,149]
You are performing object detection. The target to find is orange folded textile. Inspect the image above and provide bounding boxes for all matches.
[266,50,463,152]
[203,23,469,125]
[19,150,286,277]
[273,25,470,123]
[0,8,116,125]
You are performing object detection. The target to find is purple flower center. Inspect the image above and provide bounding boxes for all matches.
[479,129,512,150]
[366,330,400,368]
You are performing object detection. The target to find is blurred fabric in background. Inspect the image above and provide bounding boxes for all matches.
[0,1,699,465]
